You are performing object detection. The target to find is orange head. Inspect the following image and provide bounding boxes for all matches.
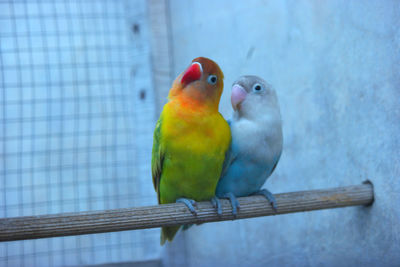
[168,57,224,112]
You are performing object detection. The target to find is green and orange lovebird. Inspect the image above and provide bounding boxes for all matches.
[151,57,231,244]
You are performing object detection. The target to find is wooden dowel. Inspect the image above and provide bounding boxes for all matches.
[0,182,374,242]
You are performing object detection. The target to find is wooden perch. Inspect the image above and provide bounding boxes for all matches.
[0,182,373,242]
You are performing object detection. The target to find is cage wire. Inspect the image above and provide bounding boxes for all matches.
[0,0,160,266]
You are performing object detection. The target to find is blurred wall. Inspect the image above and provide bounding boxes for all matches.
[0,1,160,266]
[161,0,400,266]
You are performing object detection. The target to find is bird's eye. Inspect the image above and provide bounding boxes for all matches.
[252,83,263,92]
[207,75,217,85]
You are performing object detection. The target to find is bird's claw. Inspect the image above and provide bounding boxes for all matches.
[176,198,198,216]
[254,189,277,212]
[211,196,222,216]
[221,192,240,217]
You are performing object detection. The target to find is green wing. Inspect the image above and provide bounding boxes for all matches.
[151,117,164,204]
[220,143,234,178]
[220,119,235,178]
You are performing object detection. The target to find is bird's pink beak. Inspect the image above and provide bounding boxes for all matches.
[181,62,202,86]
[231,84,247,111]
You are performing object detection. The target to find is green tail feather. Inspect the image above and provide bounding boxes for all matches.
[160,226,180,245]
[182,224,193,230]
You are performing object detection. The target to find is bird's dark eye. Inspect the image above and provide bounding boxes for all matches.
[207,75,217,85]
[252,83,263,92]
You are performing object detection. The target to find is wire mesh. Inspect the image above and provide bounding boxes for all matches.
[0,0,160,266]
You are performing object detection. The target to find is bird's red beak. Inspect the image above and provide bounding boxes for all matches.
[181,62,202,86]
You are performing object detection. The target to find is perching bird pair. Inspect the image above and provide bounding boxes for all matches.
[151,57,283,245]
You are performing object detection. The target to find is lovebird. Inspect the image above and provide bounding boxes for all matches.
[152,57,231,244]
[216,75,283,215]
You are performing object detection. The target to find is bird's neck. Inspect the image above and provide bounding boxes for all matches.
[173,93,219,114]
[234,107,281,124]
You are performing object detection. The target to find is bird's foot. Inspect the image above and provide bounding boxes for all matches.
[254,189,277,212]
[176,198,198,216]
[220,192,240,217]
[211,196,222,216]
